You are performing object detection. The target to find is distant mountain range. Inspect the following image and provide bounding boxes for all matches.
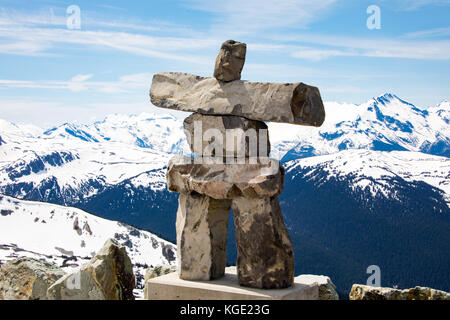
[0,93,449,296]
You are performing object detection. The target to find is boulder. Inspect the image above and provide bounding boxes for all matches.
[214,40,246,82]
[232,196,294,289]
[47,239,135,300]
[150,72,325,127]
[0,257,65,300]
[176,193,231,281]
[167,155,284,200]
[349,284,450,300]
[296,275,339,300]
[183,113,270,157]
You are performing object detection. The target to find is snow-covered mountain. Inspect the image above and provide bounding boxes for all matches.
[0,113,188,205]
[284,149,450,207]
[0,194,176,291]
[269,94,449,161]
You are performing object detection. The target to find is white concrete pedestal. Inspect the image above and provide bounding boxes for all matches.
[146,267,320,300]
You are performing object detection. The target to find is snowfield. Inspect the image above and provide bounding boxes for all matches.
[285,150,450,203]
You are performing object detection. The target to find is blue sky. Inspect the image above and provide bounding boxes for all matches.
[0,0,449,127]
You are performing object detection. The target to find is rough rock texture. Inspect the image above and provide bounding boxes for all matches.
[0,258,65,300]
[350,284,450,300]
[214,40,246,82]
[176,193,231,281]
[143,265,176,300]
[150,72,325,127]
[47,239,135,300]
[296,275,339,300]
[232,196,294,289]
[167,155,283,199]
[183,113,270,157]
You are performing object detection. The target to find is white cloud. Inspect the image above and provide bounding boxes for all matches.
[395,0,450,10]
[403,27,450,38]
[291,47,355,61]
[0,73,154,94]
[182,0,337,34]
[272,34,450,60]
[71,74,93,82]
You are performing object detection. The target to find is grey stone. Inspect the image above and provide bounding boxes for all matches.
[349,284,450,300]
[167,155,283,199]
[296,275,339,300]
[0,257,65,300]
[214,40,246,82]
[232,196,294,289]
[183,113,270,158]
[47,239,135,300]
[176,193,231,281]
[150,72,325,126]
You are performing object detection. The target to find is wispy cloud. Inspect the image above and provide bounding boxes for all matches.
[395,0,450,10]
[182,0,337,34]
[403,27,450,38]
[0,25,217,64]
[277,34,450,60]
[0,73,153,93]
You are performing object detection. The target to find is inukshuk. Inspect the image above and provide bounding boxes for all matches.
[150,40,326,289]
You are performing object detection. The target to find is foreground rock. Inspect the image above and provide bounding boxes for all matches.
[183,113,270,157]
[232,196,294,289]
[150,72,325,127]
[296,275,339,300]
[0,258,65,300]
[214,40,246,82]
[47,239,135,300]
[176,193,231,281]
[350,284,450,300]
[167,155,283,199]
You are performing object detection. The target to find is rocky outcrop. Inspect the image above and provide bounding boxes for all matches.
[232,196,294,289]
[214,40,246,82]
[296,275,339,300]
[47,239,135,300]
[183,112,270,158]
[167,155,283,199]
[0,257,65,300]
[176,193,231,281]
[349,284,450,300]
[150,72,325,127]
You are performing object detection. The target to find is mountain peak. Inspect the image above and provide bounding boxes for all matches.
[373,93,400,104]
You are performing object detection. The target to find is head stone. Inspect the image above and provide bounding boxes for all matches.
[214,40,247,82]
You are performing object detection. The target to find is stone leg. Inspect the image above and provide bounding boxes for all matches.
[232,196,294,289]
[176,192,231,280]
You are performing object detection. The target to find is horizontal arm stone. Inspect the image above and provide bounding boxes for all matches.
[150,72,326,126]
[167,155,284,199]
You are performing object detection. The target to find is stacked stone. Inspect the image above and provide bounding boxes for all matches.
[150,40,326,289]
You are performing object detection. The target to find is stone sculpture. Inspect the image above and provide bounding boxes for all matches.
[149,40,325,289]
